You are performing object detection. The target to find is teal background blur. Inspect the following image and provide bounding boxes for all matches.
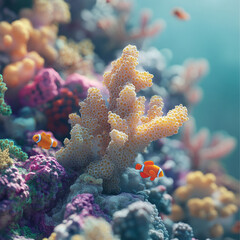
[133,0,239,179]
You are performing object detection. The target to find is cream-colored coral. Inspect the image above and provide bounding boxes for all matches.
[56,45,188,193]
[0,148,13,170]
[70,217,118,240]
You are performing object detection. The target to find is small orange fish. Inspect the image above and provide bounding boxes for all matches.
[135,161,164,181]
[172,8,190,21]
[33,132,58,150]
[231,221,240,234]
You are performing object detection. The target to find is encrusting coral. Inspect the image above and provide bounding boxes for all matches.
[0,148,13,170]
[0,139,28,161]
[56,44,188,193]
[169,171,238,239]
[0,74,11,116]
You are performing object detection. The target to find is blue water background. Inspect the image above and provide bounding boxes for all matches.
[133,0,239,179]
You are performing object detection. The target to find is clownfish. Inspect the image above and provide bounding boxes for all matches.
[231,221,240,234]
[33,132,58,150]
[172,8,190,21]
[135,161,164,181]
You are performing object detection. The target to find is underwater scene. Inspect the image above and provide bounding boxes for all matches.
[0,0,239,239]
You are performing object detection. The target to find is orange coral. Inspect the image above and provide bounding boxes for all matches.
[56,45,188,193]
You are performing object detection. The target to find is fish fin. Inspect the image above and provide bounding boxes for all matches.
[41,132,46,136]
[159,171,164,177]
[150,176,155,181]
[140,172,149,178]
[46,134,51,138]
[144,161,154,166]
[135,163,142,170]
[52,141,57,148]
[149,170,157,178]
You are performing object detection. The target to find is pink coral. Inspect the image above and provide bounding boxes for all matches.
[19,68,64,107]
[182,117,236,170]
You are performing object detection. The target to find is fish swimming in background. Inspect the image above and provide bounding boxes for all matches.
[135,160,164,181]
[231,221,240,234]
[172,7,190,21]
[33,132,58,149]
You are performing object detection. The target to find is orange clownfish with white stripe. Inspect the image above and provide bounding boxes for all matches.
[33,132,58,150]
[135,161,164,181]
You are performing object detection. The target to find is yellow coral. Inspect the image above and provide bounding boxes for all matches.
[0,148,13,170]
[56,45,188,193]
[73,217,118,240]
[171,171,239,238]
[3,51,44,87]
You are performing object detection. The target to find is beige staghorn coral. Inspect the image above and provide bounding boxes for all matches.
[0,148,13,170]
[170,171,238,238]
[56,45,188,193]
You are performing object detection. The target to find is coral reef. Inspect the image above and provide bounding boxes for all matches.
[169,171,238,239]
[56,44,188,193]
[0,1,237,239]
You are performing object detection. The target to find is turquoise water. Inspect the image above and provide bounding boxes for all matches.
[134,0,239,179]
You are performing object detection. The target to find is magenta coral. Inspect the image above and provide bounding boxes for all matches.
[65,73,105,99]
[19,68,64,107]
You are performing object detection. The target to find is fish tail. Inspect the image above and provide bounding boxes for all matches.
[52,141,58,148]
[135,163,142,170]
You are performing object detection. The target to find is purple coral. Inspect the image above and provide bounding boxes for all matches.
[19,68,64,107]
[0,166,29,230]
[18,154,67,212]
[64,193,110,221]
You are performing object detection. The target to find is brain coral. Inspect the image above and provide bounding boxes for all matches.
[56,44,188,193]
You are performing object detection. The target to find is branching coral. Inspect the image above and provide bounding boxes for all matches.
[56,45,188,193]
[182,117,236,170]
[169,171,238,239]
[0,139,28,161]
[0,74,11,116]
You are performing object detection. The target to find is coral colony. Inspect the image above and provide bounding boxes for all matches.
[0,0,238,240]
